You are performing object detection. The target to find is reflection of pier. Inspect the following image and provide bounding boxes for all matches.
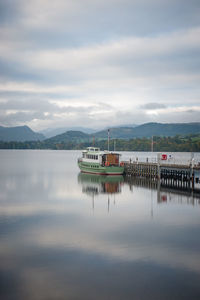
[78,173,200,207]
[125,175,158,189]
[124,176,200,206]
[124,161,200,193]
[158,186,200,206]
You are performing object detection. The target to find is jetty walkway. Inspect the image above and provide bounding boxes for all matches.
[123,155,200,192]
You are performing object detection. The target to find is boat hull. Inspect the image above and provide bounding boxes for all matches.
[78,161,124,175]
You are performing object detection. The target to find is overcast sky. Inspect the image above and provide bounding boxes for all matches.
[0,0,200,130]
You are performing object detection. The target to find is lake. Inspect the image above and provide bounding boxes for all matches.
[0,150,200,300]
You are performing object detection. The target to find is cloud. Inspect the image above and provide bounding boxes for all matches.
[2,1,200,44]
[1,26,200,91]
[0,111,49,125]
[0,93,116,128]
[0,0,200,129]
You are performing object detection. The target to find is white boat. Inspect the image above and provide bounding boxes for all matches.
[78,147,124,175]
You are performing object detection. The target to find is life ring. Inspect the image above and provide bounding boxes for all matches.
[105,161,110,166]
[120,162,124,167]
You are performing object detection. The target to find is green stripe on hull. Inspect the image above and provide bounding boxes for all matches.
[78,161,124,175]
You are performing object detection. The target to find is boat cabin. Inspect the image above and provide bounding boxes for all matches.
[102,153,120,166]
[82,147,100,160]
[81,147,121,166]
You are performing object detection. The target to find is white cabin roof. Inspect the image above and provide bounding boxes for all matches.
[86,147,100,152]
[82,147,121,156]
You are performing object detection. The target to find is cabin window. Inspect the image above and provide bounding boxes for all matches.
[86,154,99,160]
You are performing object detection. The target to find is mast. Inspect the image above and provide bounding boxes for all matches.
[108,129,110,151]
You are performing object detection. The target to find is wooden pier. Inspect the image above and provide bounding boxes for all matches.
[123,161,200,192]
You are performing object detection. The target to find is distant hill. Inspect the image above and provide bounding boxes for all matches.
[1,124,200,151]
[46,130,90,143]
[1,122,200,143]
[94,127,136,139]
[40,126,96,138]
[130,122,200,137]
[43,122,200,143]
[94,122,200,139]
[0,125,45,142]
[40,124,138,139]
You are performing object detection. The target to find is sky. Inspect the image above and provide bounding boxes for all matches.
[0,0,200,131]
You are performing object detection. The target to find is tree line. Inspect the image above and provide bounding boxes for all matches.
[0,134,200,152]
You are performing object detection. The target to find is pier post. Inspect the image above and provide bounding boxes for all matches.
[157,153,161,180]
[190,153,195,191]
[157,178,161,203]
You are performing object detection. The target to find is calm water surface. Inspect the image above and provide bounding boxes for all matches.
[0,150,200,300]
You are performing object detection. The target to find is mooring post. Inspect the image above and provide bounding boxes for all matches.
[192,171,194,191]
[190,153,195,191]
[157,153,161,180]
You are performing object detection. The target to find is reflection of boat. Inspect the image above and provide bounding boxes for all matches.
[78,172,124,196]
[78,147,124,175]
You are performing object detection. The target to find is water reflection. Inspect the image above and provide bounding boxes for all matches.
[78,173,124,195]
[78,173,124,213]
[78,173,200,207]
[1,151,200,300]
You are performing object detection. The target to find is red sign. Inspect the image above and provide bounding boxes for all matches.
[161,154,167,160]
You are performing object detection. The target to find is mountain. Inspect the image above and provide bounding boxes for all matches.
[94,122,200,139]
[40,124,137,139]
[44,122,200,144]
[94,127,136,139]
[128,122,200,138]
[1,122,200,143]
[45,130,90,143]
[0,125,45,142]
[40,126,96,138]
